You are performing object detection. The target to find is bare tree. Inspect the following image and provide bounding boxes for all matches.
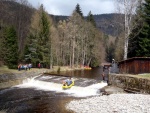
[115,0,139,60]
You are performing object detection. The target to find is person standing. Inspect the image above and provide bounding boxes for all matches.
[28,63,32,70]
[102,66,105,81]
[18,64,21,71]
[38,63,41,69]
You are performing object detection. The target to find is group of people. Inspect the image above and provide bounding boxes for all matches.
[18,63,32,71]
[63,77,73,86]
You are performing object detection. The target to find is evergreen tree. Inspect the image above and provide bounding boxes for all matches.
[38,4,51,67]
[128,0,150,57]
[26,4,51,68]
[136,0,150,57]
[87,11,96,27]
[3,26,18,68]
[75,3,83,18]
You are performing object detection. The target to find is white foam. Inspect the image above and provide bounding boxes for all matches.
[39,76,54,80]
[86,82,107,89]
[15,79,107,97]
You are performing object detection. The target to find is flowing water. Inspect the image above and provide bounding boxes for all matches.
[0,67,108,113]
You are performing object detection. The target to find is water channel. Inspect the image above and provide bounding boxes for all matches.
[0,67,108,113]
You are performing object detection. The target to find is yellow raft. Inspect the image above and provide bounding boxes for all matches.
[62,80,74,89]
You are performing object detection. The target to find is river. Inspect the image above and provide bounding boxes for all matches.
[0,67,108,113]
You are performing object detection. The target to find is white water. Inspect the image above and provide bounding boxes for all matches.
[15,76,108,97]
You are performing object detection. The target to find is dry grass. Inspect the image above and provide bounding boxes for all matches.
[138,74,150,78]
[0,66,20,74]
[0,66,50,74]
[0,65,70,75]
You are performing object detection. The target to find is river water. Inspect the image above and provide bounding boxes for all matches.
[0,67,108,113]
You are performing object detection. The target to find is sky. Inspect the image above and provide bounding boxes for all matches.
[28,0,115,16]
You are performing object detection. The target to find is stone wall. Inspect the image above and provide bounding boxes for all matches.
[108,74,150,94]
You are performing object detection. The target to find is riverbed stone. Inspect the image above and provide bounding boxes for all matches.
[66,94,150,113]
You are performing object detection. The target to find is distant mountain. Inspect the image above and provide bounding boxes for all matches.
[51,13,124,37]
[50,15,69,22]
[93,14,124,36]
[1,0,124,37]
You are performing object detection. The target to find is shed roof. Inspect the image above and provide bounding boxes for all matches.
[101,62,111,66]
[119,57,150,64]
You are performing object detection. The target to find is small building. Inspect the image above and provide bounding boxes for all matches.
[119,57,150,74]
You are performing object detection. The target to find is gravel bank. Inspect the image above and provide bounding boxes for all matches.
[66,94,150,113]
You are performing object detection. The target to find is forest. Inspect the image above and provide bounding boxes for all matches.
[0,0,150,69]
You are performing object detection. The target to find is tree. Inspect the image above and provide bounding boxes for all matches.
[26,4,52,68]
[57,20,69,66]
[3,26,18,68]
[128,0,144,58]
[38,5,51,67]
[87,11,96,27]
[0,0,34,63]
[114,34,124,61]
[75,3,83,18]
[128,0,150,57]
[115,0,139,60]
[56,10,104,67]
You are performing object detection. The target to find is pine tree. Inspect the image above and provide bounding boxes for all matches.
[75,3,83,18]
[3,26,18,68]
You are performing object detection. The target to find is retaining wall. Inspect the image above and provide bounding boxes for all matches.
[108,74,150,94]
[0,70,46,89]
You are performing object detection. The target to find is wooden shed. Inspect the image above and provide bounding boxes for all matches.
[118,57,150,74]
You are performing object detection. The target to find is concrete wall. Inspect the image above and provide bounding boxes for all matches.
[108,74,150,94]
[0,70,45,89]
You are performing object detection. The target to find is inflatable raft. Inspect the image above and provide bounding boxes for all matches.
[62,80,74,89]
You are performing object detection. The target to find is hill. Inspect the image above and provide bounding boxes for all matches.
[93,14,124,36]
[0,1,124,38]
[52,14,124,37]
[0,0,34,52]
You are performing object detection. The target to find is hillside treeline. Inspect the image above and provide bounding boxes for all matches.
[0,0,107,68]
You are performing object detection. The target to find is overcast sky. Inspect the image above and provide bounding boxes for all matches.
[28,0,115,16]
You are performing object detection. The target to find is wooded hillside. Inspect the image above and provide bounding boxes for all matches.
[0,0,121,68]
[52,14,124,37]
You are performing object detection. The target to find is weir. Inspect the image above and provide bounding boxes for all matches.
[15,75,107,97]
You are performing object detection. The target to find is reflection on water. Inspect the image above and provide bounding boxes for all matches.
[56,67,104,79]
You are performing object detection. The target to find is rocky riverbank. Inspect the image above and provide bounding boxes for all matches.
[66,94,150,113]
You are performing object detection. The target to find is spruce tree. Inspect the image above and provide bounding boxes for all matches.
[128,3,143,58]
[137,0,150,57]
[128,0,150,57]
[3,26,18,68]
[75,3,83,18]
[87,11,96,27]
[26,4,51,68]
[38,4,51,67]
